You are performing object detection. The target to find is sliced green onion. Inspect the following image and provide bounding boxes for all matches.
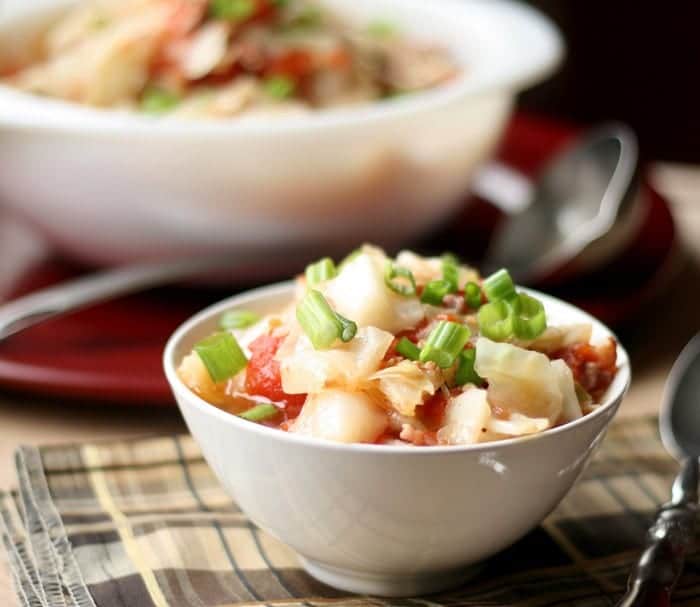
[194,332,248,383]
[384,262,416,297]
[396,337,420,361]
[367,20,396,37]
[210,0,255,21]
[140,87,180,114]
[482,269,516,302]
[296,289,357,349]
[263,75,296,100]
[419,321,471,368]
[420,279,451,306]
[510,293,547,340]
[441,254,460,293]
[454,348,484,386]
[464,281,482,310]
[219,309,260,330]
[335,313,357,343]
[477,300,514,341]
[305,257,337,286]
[239,403,279,422]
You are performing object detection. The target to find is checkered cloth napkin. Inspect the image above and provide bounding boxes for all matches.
[1,417,699,607]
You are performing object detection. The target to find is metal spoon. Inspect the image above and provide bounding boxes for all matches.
[615,335,700,607]
[0,124,640,342]
[480,123,641,284]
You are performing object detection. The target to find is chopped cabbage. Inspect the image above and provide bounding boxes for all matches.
[551,359,583,422]
[369,360,439,416]
[437,388,492,445]
[519,323,593,353]
[474,338,563,423]
[488,413,550,436]
[15,3,170,105]
[178,350,244,405]
[278,326,394,394]
[322,245,424,333]
[291,390,387,443]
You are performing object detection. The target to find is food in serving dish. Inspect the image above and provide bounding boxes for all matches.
[0,0,560,265]
[177,245,617,446]
[164,253,628,596]
[2,0,457,117]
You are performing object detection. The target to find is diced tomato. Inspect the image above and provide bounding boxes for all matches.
[265,49,315,80]
[248,0,278,24]
[396,318,431,345]
[552,337,617,400]
[325,47,351,70]
[415,391,449,432]
[245,334,306,419]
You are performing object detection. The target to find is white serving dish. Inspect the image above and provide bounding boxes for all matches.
[0,0,562,265]
[163,283,630,597]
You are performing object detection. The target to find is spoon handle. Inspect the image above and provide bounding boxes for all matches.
[615,457,698,607]
[0,250,309,342]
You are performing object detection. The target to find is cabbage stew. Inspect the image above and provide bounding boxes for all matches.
[177,246,618,446]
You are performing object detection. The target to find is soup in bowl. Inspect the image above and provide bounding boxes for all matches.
[163,246,630,596]
[0,0,562,264]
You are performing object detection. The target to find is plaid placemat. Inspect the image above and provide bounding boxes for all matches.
[1,417,699,607]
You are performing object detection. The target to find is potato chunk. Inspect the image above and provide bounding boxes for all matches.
[291,390,387,443]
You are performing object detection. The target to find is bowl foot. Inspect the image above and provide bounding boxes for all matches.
[299,556,483,597]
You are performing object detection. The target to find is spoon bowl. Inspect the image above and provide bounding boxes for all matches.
[660,334,700,460]
[616,335,700,607]
[484,123,640,284]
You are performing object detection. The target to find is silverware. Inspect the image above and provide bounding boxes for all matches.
[615,335,700,607]
[0,251,311,341]
[481,123,640,283]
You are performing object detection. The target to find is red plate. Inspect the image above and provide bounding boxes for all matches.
[0,114,677,405]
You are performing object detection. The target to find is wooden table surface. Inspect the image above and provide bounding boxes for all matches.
[1,163,699,604]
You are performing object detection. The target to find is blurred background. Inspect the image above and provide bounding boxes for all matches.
[523,1,699,163]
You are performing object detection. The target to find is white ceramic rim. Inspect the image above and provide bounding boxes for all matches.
[0,0,563,134]
[163,281,631,455]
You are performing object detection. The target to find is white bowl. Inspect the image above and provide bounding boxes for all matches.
[0,0,562,265]
[164,283,630,597]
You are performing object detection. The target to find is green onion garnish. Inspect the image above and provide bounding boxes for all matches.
[482,268,516,302]
[419,321,471,368]
[239,403,279,422]
[441,254,460,293]
[510,293,547,339]
[296,289,357,349]
[367,20,396,38]
[384,262,416,297]
[477,300,514,341]
[305,257,337,286]
[454,348,483,386]
[219,309,260,330]
[464,281,482,310]
[194,332,248,383]
[140,87,180,114]
[396,337,420,360]
[210,0,255,21]
[421,279,451,306]
[263,75,296,100]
